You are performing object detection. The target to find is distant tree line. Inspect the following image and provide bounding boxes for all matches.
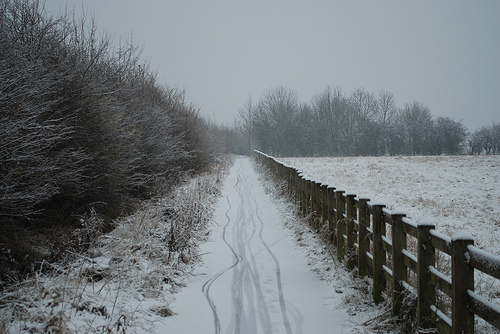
[0,0,225,228]
[237,85,500,157]
[468,123,500,155]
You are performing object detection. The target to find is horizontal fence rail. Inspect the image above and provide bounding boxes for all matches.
[254,150,500,334]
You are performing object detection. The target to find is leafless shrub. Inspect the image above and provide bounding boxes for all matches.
[1,0,222,286]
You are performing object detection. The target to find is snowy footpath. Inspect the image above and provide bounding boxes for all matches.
[158,157,357,334]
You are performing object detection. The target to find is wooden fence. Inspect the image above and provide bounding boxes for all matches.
[255,151,500,334]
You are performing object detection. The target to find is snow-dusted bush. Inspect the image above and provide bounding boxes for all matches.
[0,0,215,221]
[0,0,221,285]
[1,0,92,220]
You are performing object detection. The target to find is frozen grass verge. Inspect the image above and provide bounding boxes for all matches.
[0,157,232,333]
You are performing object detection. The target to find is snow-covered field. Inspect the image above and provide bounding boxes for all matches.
[280,155,500,257]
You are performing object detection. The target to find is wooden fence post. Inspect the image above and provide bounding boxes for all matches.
[288,167,295,199]
[294,171,300,204]
[305,178,312,216]
[310,180,316,216]
[417,221,436,331]
[321,183,328,227]
[284,166,290,197]
[310,181,318,229]
[451,232,474,334]
[314,181,323,231]
[358,197,370,278]
[372,203,386,305]
[391,211,407,317]
[295,171,302,204]
[346,194,357,269]
[327,186,336,243]
[335,190,346,260]
[300,175,307,217]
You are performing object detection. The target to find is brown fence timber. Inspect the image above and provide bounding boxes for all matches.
[254,151,500,334]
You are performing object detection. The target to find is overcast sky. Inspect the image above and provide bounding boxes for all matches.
[44,1,500,131]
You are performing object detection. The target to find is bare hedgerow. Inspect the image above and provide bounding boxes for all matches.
[1,0,222,286]
[0,0,218,225]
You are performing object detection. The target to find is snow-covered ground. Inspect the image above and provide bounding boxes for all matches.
[1,157,386,333]
[3,155,498,333]
[159,157,377,333]
[280,155,500,257]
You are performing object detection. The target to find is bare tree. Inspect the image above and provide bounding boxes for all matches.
[377,90,397,124]
[310,86,349,155]
[469,125,497,155]
[237,96,256,154]
[350,88,378,124]
[294,103,317,156]
[434,117,467,155]
[256,86,300,156]
[398,101,434,155]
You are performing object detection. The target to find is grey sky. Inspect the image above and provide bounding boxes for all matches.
[44,1,500,131]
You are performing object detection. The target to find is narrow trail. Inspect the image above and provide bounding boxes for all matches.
[208,161,295,334]
[160,157,356,334]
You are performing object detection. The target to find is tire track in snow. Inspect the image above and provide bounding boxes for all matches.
[230,172,256,333]
[232,160,296,333]
[202,158,300,333]
[202,189,242,334]
[250,190,294,334]
[229,169,272,334]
